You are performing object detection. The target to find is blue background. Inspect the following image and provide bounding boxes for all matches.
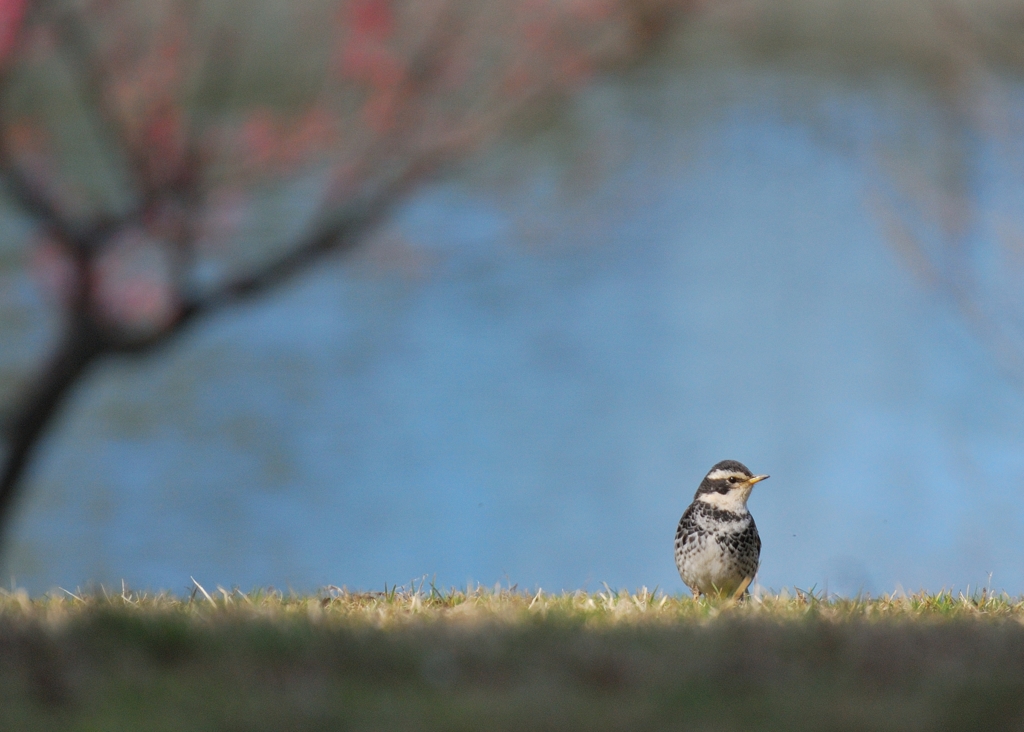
[4,58,1024,597]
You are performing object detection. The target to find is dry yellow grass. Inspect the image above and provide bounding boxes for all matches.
[3,583,1024,731]
[4,581,1024,624]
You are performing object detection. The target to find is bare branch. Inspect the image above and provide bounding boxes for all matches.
[0,1,85,241]
[0,143,79,239]
[51,5,151,195]
[0,321,102,539]
[165,157,437,351]
[868,187,1024,389]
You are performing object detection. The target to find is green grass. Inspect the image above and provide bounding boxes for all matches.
[3,583,1024,731]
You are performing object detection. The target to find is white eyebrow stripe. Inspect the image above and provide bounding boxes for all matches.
[705,469,747,481]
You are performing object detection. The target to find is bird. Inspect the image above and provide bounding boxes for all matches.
[674,460,768,599]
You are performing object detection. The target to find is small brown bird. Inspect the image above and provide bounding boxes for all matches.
[674,460,768,598]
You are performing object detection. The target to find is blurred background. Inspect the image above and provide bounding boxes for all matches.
[3,0,1024,596]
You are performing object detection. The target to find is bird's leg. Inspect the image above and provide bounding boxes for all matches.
[731,576,753,601]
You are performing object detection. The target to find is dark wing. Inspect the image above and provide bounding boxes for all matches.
[675,503,698,542]
[737,516,761,578]
[747,516,761,560]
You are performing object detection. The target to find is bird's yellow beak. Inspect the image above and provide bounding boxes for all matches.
[746,474,769,485]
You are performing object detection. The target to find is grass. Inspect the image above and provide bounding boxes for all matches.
[3,582,1024,731]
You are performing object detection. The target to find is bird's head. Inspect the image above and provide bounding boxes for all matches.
[693,459,769,512]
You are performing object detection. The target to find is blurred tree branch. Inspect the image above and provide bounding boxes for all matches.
[869,2,1024,386]
[0,0,703,551]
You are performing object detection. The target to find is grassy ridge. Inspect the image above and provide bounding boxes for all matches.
[3,585,1024,731]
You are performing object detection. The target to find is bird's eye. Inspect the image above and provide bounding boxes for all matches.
[727,476,739,484]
